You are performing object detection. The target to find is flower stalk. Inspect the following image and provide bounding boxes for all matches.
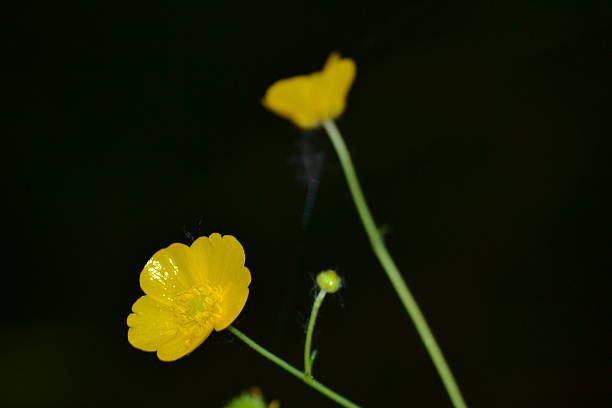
[322,119,468,408]
[304,289,326,378]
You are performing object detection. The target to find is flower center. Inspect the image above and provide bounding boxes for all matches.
[173,285,222,330]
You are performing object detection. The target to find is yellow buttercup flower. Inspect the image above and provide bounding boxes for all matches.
[262,52,356,129]
[127,233,251,362]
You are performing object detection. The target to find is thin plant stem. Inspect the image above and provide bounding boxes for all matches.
[321,119,468,408]
[228,326,361,408]
[304,290,327,376]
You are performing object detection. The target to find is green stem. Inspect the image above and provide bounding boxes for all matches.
[304,290,327,376]
[322,119,468,408]
[228,326,361,408]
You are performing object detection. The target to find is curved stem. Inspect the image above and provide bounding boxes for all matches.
[304,290,327,376]
[228,326,361,408]
[322,119,468,408]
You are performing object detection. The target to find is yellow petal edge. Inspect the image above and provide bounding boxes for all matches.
[262,52,356,129]
[127,233,251,361]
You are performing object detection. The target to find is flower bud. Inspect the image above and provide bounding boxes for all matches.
[316,270,342,293]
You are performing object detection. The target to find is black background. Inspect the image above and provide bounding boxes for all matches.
[3,2,609,407]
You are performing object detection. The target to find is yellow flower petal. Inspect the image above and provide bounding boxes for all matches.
[263,75,321,129]
[127,295,178,352]
[317,52,356,120]
[262,52,356,129]
[190,234,250,288]
[156,323,213,362]
[215,284,250,331]
[139,243,198,305]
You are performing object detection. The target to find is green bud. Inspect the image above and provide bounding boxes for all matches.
[316,270,342,293]
[224,387,278,408]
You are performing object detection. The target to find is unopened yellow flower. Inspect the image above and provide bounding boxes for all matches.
[127,233,251,362]
[262,52,356,129]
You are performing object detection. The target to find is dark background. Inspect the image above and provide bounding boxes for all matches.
[3,2,609,407]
